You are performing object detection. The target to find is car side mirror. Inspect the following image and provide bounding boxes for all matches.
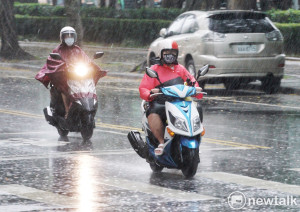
[197,64,209,80]
[159,28,167,38]
[94,52,104,59]
[50,53,62,60]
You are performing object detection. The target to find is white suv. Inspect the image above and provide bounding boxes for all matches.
[147,10,285,93]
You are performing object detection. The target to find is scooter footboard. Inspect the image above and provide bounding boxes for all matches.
[180,136,201,148]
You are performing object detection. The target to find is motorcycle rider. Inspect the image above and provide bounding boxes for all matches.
[35,26,107,120]
[139,39,203,156]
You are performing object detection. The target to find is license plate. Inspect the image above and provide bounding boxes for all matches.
[236,45,257,54]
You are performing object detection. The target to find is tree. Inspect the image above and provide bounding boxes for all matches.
[64,0,83,46]
[184,0,223,10]
[260,0,293,11]
[0,0,33,59]
[227,0,257,10]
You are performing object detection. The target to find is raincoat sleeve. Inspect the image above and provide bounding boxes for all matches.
[180,65,203,100]
[35,46,65,88]
[139,74,156,101]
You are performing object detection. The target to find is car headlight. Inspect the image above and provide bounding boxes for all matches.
[169,111,188,132]
[193,116,201,132]
[74,63,89,77]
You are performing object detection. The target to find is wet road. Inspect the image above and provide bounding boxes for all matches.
[0,67,300,211]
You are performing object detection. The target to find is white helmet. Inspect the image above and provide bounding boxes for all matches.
[60,26,77,47]
[157,39,179,64]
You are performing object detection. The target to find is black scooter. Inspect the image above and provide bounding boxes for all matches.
[43,52,103,141]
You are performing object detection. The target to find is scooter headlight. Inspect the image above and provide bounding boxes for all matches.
[193,116,201,132]
[169,111,188,132]
[74,63,89,77]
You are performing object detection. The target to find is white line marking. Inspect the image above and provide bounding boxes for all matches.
[98,178,218,201]
[199,172,300,195]
[0,205,64,212]
[0,149,137,161]
[289,168,300,172]
[0,184,78,207]
[208,97,300,110]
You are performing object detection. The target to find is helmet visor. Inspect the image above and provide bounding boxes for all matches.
[162,49,178,57]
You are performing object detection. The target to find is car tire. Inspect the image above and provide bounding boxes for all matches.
[186,59,196,77]
[261,77,281,94]
[149,53,156,66]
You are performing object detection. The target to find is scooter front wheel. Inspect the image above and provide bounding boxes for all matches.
[181,148,199,178]
[81,125,93,141]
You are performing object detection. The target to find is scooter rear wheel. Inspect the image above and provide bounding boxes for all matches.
[149,162,164,173]
[57,128,69,137]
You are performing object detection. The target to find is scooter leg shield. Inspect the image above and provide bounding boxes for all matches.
[127,131,147,159]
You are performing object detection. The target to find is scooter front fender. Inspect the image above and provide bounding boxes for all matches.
[75,97,97,112]
[180,136,201,148]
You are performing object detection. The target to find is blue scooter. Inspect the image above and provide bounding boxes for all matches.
[128,65,209,178]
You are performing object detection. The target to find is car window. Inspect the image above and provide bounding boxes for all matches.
[209,13,275,33]
[181,15,199,34]
[167,15,186,36]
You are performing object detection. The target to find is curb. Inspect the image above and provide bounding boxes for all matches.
[1,62,299,95]
[286,57,300,61]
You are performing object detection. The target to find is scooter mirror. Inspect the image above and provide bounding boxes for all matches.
[145,67,158,79]
[94,52,104,59]
[197,64,209,80]
[50,53,62,60]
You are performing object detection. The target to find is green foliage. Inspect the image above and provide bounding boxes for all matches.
[15,15,66,39]
[15,15,171,45]
[80,7,182,20]
[12,4,300,54]
[275,23,300,54]
[267,9,300,23]
[14,3,181,20]
[14,3,65,16]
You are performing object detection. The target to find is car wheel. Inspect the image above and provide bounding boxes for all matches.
[149,53,156,66]
[186,59,196,77]
[261,77,281,94]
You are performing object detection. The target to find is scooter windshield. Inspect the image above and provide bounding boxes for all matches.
[161,84,196,98]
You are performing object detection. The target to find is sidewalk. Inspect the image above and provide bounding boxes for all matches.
[0,41,299,95]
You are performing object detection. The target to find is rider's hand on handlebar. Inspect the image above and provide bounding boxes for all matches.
[196,87,203,93]
[150,88,160,94]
